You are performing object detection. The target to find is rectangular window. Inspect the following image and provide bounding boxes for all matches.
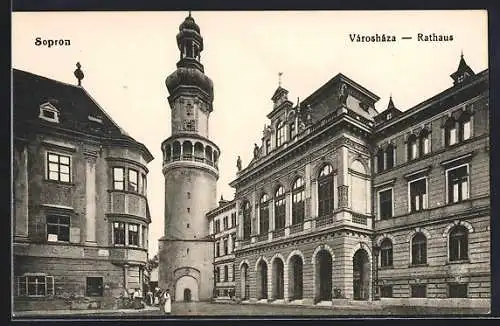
[448,127,457,146]
[231,213,236,227]
[223,238,228,256]
[409,178,427,212]
[411,285,427,298]
[215,242,220,257]
[113,167,125,190]
[266,139,271,155]
[448,283,468,298]
[380,285,393,298]
[215,220,220,233]
[18,275,55,297]
[447,165,469,203]
[113,222,125,245]
[386,148,395,169]
[232,264,235,281]
[378,189,393,219]
[141,173,147,194]
[47,153,71,182]
[223,217,228,230]
[410,142,418,160]
[86,277,103,297]
[216,267,220,282]
[128,169,138,192]
[46,215,70,242]
[128,224,139,246]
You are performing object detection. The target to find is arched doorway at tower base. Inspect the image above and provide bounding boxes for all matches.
[175,275,199,302]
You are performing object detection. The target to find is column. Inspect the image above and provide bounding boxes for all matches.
[285,192,292,236]
[123,264,129,290]
[84,152,97,244]
[337,146,349,208]
[139,225,143,247]
[268,199,275,240]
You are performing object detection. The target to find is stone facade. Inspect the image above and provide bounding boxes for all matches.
[230,56,489,308]
[12,69,154,311]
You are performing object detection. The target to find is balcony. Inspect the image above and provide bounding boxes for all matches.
[290,223,304,234]
[351,212,368,225]
[315,215,333,229]
[257,233,268,242]
[273,228,285,239]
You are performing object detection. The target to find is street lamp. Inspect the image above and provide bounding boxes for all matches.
[372,245,381,300]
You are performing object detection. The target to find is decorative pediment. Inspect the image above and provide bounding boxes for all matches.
[39,101,60,123]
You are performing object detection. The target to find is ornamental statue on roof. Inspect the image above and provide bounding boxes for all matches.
[236,155,242,172]
[338,82,348,105]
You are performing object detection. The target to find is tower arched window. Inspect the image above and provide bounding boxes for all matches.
[242,201,251,241]
[292,177,305,225]
[445,118,457,147]
[259,194,269,235]
[289,121,296,140]
[411,233,427,265]
[318,164,334,217]
[458,113,471,142]
[386,144,395,169]
[376,149,384,173]
[449,225,468,261]
[407,134,418,161]
[276,121,285,148]
[380,238,393,267]
[419,129,430,156]
[274,186,286,230]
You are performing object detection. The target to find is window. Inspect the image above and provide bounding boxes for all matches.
[215,242,220,257]
[215,220,221,233]
[380,239,393,268]
[411,233,427,265]
[232,264,235,281]
[231,212,236,227]
[16,274,54,297]
[47,153,71,182]
[378,189,393,220]
[419,130,430,156]
[276,121,285,147]
[86,277,103,297]
[265,139,271,155]
[445,118,457,146]
[113,222,125,245]
[128,223,139,246]
[224,265,229,281]
[447,165,469,203]
[292,178,305,225]
[113,167,125,190]
[141,173,147,194]
[459,114,471,142]
[318,164,334,217]
[449,283,468,298]
[223,238,228,255]
[274,186,286,230]
[409,178,427,212]
[46,215,70,242]
[128,169,138,192]
[386,144,395,169]
[223,216,228,230]
[289,122,296,140]
[411,285,427,298]
[449,225,468,261]
[407,134,418,161]
[376,149,385,173]
[39,103,60,123]
[386,113,392,120]
[243,201,251,240]
[216,267,220,282]
[259,194,269,235]
[380,285,393,298]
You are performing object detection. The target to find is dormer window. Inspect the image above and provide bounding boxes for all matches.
[39,102,60,123]
[386,113,392,120]
[88,115,103,124]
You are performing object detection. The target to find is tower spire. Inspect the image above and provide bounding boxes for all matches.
[278,72,283,87]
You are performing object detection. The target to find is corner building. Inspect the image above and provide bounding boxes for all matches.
[13,68,154,311]
[230,56,490,308]
[158,14,219,302]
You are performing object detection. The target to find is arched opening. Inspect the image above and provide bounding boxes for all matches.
[386,144,395,169]
[165,144,171,162]
[315,250,332,302]
[172,141,181,161]
[259,194,269,235]
[213,150,219,167]
[256,260,268,299]
[183,141,193,160]
[175,275,199,302]
[353,249,370,300]
[350,160,368,213]
[194,142,204,162]
[407,134,418,160]
[288,255,303,300]
[242,201,251,240]
[205,146,213,165]
[292,177,305,226]
[419,129,430,156]
[272,258,284,299]
[274,185,286,231]
[240,263,249,300]
[318,164,334,218]
[183,288,192,302]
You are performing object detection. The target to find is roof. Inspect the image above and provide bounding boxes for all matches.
[13,69,154,162]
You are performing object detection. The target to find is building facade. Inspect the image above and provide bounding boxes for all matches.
[207,198,237,299]
[158,14,219,302]
[230,56,489,308]
[12,67,154,311]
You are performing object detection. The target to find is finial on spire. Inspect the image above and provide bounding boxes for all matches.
[188,10,192,18]
[278,72,283,87]
[74,62,84,86]
[461,49,464,59]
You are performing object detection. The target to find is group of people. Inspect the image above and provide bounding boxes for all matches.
[144,287,171,314]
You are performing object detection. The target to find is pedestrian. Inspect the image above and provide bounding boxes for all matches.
[147,289,153,306]
[163,289,172,315]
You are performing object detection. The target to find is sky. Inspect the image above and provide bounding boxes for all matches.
[12,10,488,256]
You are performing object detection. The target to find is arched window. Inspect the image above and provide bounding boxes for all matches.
[318,164,334,217]
[411,233,427,265]
[419,129,430,156]
[350,160,367,213]
[274,186,286,230]
[458,113,471,142]
[259,194,269,235]
[376,149,384,173]
[445,118,457,147]
[276,121,285,148]
[292,177,305,225]
[289,122,296,140]
[380,239,393,267]
[242,201,251,240]
[386,144,395,169]
[407,134,418,161]
[449,225,468,261]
